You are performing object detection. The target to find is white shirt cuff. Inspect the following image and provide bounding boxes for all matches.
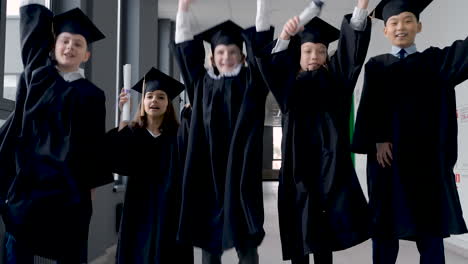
[350,7,368,31]
[20,0,45,8]
[256,0,270,32]
[272,39,290,54]
[175,10,194,44]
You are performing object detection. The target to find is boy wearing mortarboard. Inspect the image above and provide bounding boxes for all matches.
[170,0,274,263]
[352,0,468,263]
[0,0,113,262]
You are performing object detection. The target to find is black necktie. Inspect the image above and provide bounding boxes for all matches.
[398,49,406,59]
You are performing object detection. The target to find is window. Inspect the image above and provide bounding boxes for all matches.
[6,0,20,17]
[6,0,51,16]
[272,126,282,170]
[3,74,18,101]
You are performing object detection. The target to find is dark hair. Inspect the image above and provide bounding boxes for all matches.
[384,11,420,26]
[129,98,180,135]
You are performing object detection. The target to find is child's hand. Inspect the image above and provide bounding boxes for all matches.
[280,16,303,40]
[90,188,96,201]
[119,88,129,112]
[376,142,393,168]
[119,121,130,131]
[357,0,369,9]
[178,0,193,12]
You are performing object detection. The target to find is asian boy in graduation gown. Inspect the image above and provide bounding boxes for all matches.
[0,1,113,262]
[256,1,371,263]
[170,0,274,261]
[352,0,468,262]
[106,68,193,264]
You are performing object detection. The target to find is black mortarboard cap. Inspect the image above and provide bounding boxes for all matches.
[53,8,105,44]
[372,0,433,24]
[131,67,185,101]
[195,20,244,51]
[298,17,340,47]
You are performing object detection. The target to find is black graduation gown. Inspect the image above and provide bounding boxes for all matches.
[0,4,113,260]
[256,15,371,260]
[177,105,192,165]
[352,38,468,239]
[106,126,193,264]
[170,26,274,253]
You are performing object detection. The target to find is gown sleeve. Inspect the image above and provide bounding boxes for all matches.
[328,14,372,96]
[351,58,391,154]
[170,39,206,104]
[20,4,54,76]
[436,37,468,87]
[1,4,53,209]
[242,26,275,73]
[256,39,300,114]
[105,126,137,177]
[177,105,192,166]
[77,90,114,189]
[0,115,16,213]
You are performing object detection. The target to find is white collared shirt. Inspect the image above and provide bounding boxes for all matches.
[391,44,417,59]
[175,0,270,79]
[146,129,161,138]
[207,64,243,80]
[57,67,85,82]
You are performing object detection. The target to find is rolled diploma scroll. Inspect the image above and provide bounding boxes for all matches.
[121,64,131,122]
[298,1,322,27]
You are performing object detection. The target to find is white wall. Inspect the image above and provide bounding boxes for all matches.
[4,18,22,74]
[353,0,468,252]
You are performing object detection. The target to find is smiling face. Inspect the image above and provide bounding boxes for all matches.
[143,90,168,119]
[211,44,245,74]
[54,32,90,72]
[384,11,422,48]
[300,42,328,71]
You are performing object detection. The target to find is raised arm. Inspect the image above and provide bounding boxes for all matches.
[175,0,195,44]
[242,0,275,68]
[105,126,136,177]
[352,59,392,155]
[256,0,271,32]
[171,0,206,104]
[75,89,113,188]
[437,37,468,87]
[256,15,304,113]
[19,1,54,73]
[350,0,369,31]
[329,0,371,95]
[272,1,323,54]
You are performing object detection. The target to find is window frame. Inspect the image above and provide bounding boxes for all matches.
[0,0,8,119]
[272,126,282,170]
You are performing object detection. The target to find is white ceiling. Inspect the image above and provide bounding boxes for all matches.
[158,0,381,35]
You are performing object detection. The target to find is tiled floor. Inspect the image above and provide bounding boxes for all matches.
[92,182,468,264]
